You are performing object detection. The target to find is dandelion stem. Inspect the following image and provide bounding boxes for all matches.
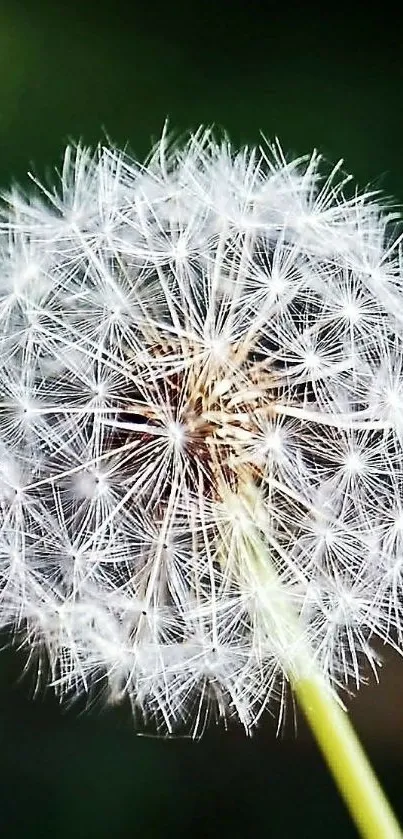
[229,484,403,839]
[294,675,402,839]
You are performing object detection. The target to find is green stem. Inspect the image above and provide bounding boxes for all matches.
[221,484,403,839]
[295,675,402,839]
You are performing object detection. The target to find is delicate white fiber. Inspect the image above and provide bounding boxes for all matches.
[0,128,403,734]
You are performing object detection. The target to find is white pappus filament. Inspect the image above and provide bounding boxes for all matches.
[0,128,403,735]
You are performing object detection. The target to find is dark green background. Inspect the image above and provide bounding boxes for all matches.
[0,2,402,836]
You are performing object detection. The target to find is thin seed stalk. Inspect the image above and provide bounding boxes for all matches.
[221,483,402,839]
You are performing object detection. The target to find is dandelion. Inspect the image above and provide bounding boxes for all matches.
[0,127,403,838]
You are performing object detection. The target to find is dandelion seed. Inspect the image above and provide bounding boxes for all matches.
[0,129,403,750]
[3,127,403,837]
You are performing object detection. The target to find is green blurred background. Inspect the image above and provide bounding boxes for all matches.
[0,2,402,836]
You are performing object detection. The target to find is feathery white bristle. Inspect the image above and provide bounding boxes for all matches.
[0,129,403,734]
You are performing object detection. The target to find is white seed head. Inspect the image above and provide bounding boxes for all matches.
[1,128,403,735]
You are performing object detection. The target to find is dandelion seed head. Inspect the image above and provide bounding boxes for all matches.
[0,128,403,734]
